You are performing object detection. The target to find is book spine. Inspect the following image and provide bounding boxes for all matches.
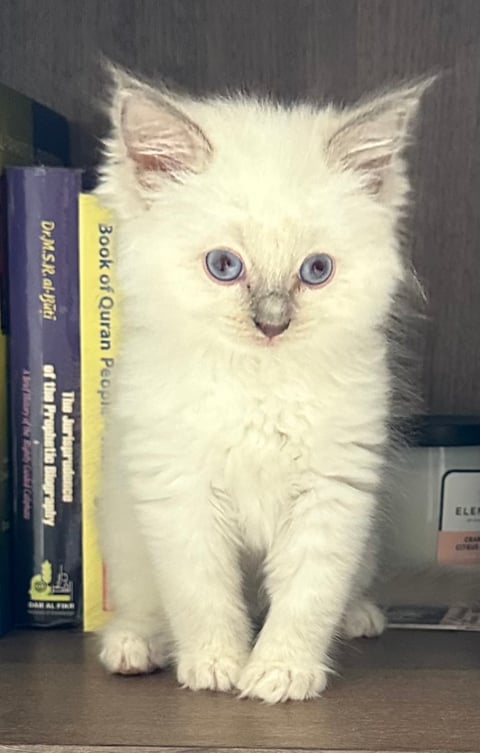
[79,193,117,632]
[0,176,11,635]
[7,167,82,627]
[0,91,70,635]
[0,331,11,635]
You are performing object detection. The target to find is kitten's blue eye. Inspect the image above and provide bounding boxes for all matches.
[205,249,244,283]
[299,254,334,286]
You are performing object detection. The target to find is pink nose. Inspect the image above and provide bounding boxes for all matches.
[255,320,290,338]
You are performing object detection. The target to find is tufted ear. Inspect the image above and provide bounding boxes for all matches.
[327,78,434,202]
[103,67,212,201]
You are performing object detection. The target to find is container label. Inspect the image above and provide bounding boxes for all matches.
[437,470,480,564]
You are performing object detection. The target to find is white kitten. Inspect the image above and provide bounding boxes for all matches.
[95,68,430,703]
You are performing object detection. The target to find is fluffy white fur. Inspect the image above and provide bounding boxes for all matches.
[96,68,430,703]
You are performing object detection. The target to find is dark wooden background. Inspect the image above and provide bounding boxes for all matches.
[1,0,479,414]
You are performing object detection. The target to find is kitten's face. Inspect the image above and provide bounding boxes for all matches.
[129,173,401,351]
[99,73,428,354]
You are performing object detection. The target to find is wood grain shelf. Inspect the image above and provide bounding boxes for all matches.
[0,629,479,753]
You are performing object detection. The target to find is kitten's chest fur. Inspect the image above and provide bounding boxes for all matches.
[196,354,351,552]
[221,392,310,550]
[120,340,388,551]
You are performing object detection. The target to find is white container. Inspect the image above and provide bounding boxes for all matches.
[387,417,480,571]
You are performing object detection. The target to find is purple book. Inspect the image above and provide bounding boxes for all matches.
[6,167,82,626]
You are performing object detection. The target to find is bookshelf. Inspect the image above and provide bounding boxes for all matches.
[0,1,480,751]
[1,629,480,753]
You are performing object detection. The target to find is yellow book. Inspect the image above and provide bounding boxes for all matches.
[79,193,117,631]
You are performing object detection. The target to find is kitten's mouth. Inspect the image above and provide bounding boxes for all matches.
[254,319,290,340]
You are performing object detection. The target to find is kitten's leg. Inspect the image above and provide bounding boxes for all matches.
[341,534,386,639]
[97,461,172,675]
[98,542,172,675]
[132,488,252,693]
[341,598,386,639]
[237,481,375,703]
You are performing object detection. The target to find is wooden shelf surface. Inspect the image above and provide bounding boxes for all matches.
[0,628,479,753]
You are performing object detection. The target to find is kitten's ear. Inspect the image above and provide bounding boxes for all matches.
[327,78,434,202]
[100,66,212,207]
[119,90,212,189]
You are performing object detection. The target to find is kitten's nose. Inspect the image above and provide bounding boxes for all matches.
[252,289,292,339]
[254,320,290,338]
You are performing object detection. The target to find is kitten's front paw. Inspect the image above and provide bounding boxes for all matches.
[177,649,248,693]
[100,629,168,675]
[342,599,386,639]
[237,660,328,703]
